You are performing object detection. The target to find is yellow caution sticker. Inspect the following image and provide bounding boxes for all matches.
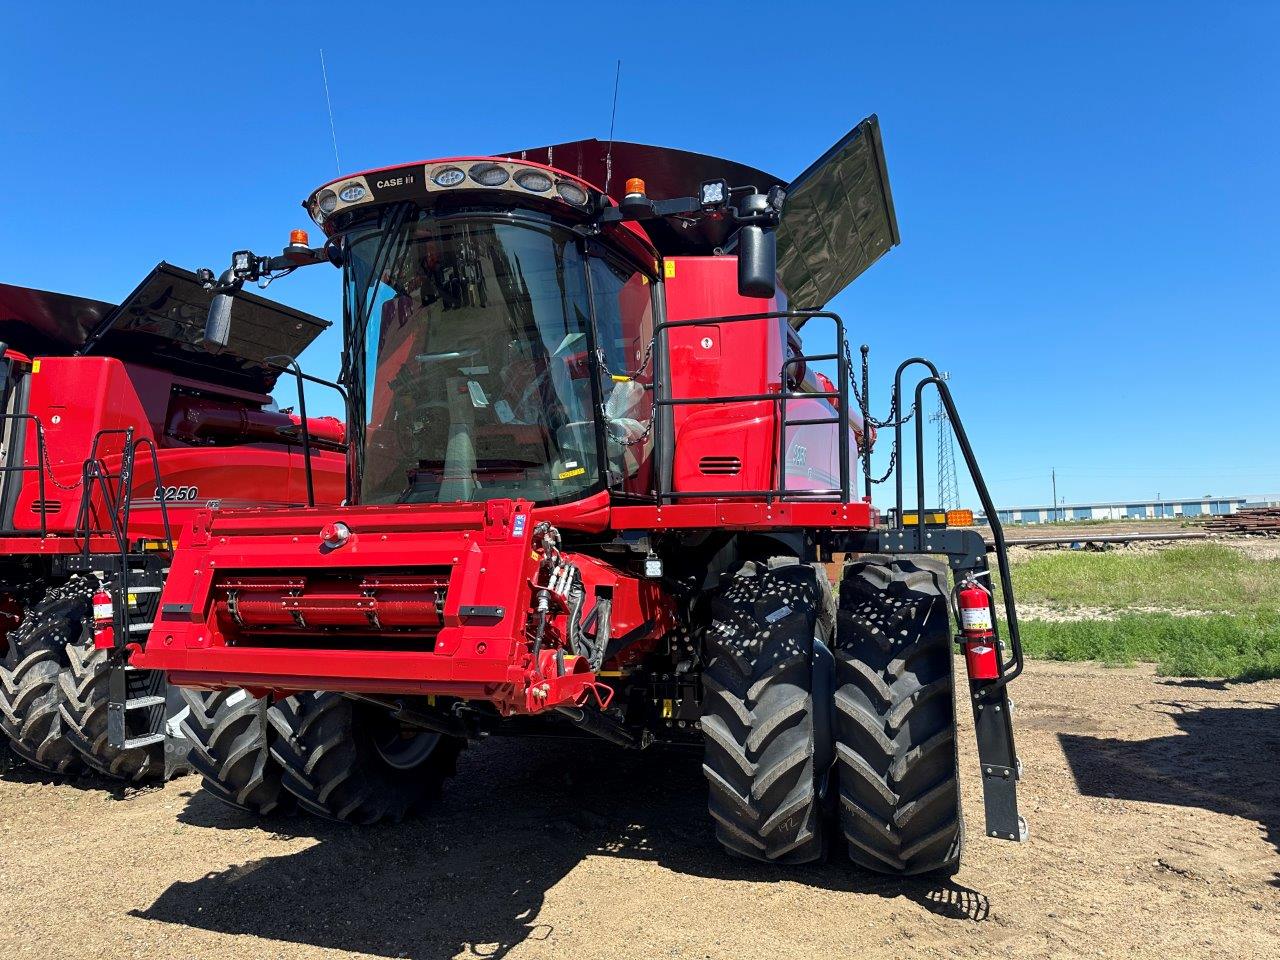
[663,260,676,279]
[31,360,41,373]
[557,466,586,481]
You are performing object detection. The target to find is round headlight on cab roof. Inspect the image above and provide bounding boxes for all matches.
[317,189,338,215]
[556,180,589,206]
[514,169,553,193]
[432,166,466,187]
[338,182,366,203]
[469,162,510,187]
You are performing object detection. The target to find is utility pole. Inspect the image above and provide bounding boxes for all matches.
[1052,468,1058,523]
[929,372,960,511]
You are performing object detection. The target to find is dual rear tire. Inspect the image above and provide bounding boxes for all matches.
[700,554,962,876]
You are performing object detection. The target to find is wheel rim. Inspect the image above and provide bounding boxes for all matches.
[370,725,441,771]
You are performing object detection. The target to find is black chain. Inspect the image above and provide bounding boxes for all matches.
[597,336,659,448]
[612,416,655,447]
[41,443,85,492]
[595,336,657,383]
[841,339,915,430]
[837,338,914,486]
[868,444,898,484]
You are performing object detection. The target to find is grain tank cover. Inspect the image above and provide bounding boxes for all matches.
[774,115,900,310]
[88,263,330,392]
[0,264,329,391]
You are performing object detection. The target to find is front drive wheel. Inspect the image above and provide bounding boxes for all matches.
[700,558,836,864]
[269,692,463,824]
[182,688,293,815]
[834,555,963,876]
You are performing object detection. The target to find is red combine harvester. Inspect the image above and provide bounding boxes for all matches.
[129,115,1025,874]
[0,266,345,781]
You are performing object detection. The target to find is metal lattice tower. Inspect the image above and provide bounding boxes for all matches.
[928,372,960,511]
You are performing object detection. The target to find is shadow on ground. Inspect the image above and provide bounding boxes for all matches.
[1060,698,1280,886]
[136,737,986,959]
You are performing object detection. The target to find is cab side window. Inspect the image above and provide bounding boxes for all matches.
[588,256,656,494]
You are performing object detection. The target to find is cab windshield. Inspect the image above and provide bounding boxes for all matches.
[344,205,614,506]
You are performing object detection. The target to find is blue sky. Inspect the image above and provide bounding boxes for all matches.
[3,2,1276,509]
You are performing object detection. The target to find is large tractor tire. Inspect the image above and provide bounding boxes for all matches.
[269,692,463,824]
[834,555,963,876]
[182,688,293,815]
[0,582,88,776]
[58,640,168,783]
[700,558,836,864]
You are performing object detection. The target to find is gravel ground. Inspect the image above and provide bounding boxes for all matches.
[1,661,1277,960]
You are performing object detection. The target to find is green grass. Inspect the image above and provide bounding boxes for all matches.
[1002,543,1280,680]
[1017,612,1280,680]
[1007,543,1280,613]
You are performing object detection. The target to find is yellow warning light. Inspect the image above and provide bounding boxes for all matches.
[624,177,646,196]
[290,229,310,247]
[902,511,948,526]
[947,509,974,527]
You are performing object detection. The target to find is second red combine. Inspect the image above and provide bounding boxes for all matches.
[0,267,344,782]
[128,116,1027,875]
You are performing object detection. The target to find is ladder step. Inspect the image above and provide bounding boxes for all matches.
[127,621,155,633]
[127,586,163,595]
[120,733,164,749]
[124,695,166,710]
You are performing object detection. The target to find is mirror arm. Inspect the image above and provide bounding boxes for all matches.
[197,241,339,349]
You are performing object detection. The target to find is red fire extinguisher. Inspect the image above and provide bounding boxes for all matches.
[91,588,115,650]
[956,578,1000,681]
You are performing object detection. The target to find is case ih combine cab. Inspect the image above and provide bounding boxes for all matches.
[129,115,1026,874]
[0,266,344,781]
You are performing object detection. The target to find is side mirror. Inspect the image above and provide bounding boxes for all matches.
[203,270,237,348]
[736,194,777,299]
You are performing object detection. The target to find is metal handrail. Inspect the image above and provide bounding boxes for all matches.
[650,310,852,506]
[910,376,1023,689]
[0,414,50,535]
[263,355,349,507]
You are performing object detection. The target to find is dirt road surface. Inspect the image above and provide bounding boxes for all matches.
[1,662,1277,960]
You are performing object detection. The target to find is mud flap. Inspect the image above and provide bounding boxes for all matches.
[971,681,1027,842]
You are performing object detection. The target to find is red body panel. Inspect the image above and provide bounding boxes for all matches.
[133,500,676,709]
[3,354,345,548]
[663,257,862,498]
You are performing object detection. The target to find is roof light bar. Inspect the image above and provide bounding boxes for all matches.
[306,160,599,228]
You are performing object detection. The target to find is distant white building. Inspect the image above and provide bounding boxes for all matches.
[985,497,1249,525]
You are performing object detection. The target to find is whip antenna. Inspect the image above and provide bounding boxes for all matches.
[320,48,342,175]
[604,59,622,196]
